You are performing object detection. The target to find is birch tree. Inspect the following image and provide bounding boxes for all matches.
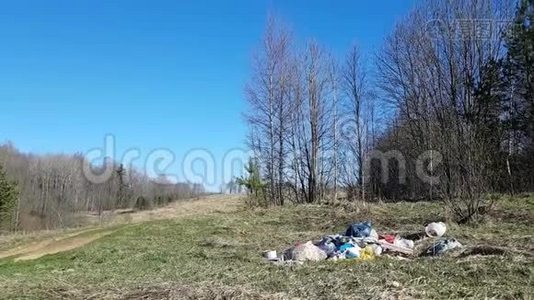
[244,16,293,205]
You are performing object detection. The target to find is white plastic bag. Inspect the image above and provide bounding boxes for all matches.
[425,222,447,237]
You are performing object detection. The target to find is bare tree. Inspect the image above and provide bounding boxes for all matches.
[294,41,334,203]
[375,0,515,220]
[244,15,293,205]
[328,55,341,201]
[341,44,370,201]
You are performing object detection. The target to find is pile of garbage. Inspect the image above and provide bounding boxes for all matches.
[264,221,463,264]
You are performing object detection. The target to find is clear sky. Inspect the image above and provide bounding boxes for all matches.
[0,0,416,190]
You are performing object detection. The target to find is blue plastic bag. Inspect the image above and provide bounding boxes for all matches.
[316,238,337,256]
[338,243,354,252]
[425,238,462,256]
[345,221,372,238]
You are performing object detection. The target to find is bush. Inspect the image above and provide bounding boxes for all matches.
[134,196,152,211]
[0,163,18,230]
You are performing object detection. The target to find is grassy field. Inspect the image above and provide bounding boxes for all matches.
[0,195,532,299]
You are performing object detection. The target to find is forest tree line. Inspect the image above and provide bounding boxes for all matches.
[0,143,205,231]
[242,0,534,222]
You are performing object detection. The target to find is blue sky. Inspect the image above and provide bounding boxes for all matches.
[0,0,416,189]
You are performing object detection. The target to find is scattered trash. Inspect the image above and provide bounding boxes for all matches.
[286,241,327,262]
[345,221,372,238]
[345,246,361,259]
[263,250,277,260]
[369,228,379,240]
[394,237,415,249]
[339,243,355,252]
[378,239,414,255]
[425,222,447,237]
[332,235,351,247]
[380,234,396,244]
[329,252,346,261]
[315,237,337,257]
[424,238,463,256]
[264,220,463,265]
[359,246,376,260]
[368,244,383,256]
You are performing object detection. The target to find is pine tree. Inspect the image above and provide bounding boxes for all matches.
[0,163,19,230]
[236,158,266,206]
[505,0,534,140]
[503,0,534,190]
[115,164,131,208]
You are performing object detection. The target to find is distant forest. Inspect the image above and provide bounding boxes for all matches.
[242,0,534,222]
[0,143,205,231]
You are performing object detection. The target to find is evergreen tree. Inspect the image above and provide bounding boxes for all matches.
[504,0,534,142]
[115,164,131,208]
[0,163,19,230]
[503,0,534,190]
[473,59,506,188]
[236,158,266,206]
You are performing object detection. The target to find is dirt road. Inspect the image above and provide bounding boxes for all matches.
[0,194,243,262]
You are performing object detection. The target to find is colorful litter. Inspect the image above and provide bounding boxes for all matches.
[423,238,463,256]
[263,221,463,264]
